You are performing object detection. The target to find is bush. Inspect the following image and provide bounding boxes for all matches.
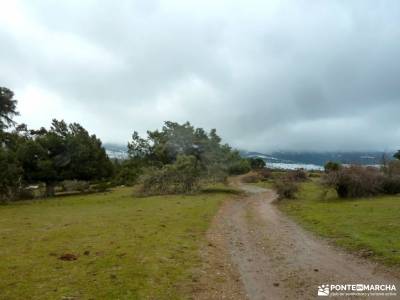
[0,147,22,202]
[228,159,251,175]
[274,179,299,199]
[324,161,341,173]
[139,155,201,196]
[257,168,272,181]
[286,169,308,182]
[381,176,400,195]
[384,160,400,177]
[205,163,228,184]
[247,157,266,170]
[324,165,383,198]
[113,160,142,186]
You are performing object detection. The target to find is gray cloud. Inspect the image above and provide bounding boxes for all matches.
[1,0,400,152]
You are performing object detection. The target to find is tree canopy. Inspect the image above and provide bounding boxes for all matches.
[0,87,19,131]
[125,121,251,194]
[394,151,400,160]
[0,87,114,199]
[16,119,113,195]
[1,86,249,199]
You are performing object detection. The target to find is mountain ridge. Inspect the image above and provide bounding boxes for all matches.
[104,143,393,168]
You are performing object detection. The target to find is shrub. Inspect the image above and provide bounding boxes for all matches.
[324,161,341,173]
[323,165,383,198]
[381,176,400,195]
[286,169,308,182]
[274,179,299,199]
[205,163,228,184]
[247,157,266,170]
[139,155,201,196]
[257,168,272,181]
[384,160,400,177]
[113,160,142,186]
[228,159,251,175]
[0,147,22,202]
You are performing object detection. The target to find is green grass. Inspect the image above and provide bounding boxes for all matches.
[251,180,275,189]
[0,187,229,299]
[279,181,400,266]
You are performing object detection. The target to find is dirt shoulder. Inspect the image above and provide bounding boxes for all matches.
[193,198,247,299]
[195,177,400,300]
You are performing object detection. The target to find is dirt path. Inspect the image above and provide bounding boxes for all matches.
[196,177,400,300]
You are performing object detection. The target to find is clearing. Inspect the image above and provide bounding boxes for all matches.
[1,179,400,299]
[0,187,229,299]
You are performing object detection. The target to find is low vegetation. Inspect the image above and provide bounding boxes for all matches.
[271,169,308,199]
[324,162,400,198]
[139,155,201,196]
[247,157,266,170]
[274,179,299,199]
[0,187,232,299]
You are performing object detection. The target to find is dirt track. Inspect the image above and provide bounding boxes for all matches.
[196,177,400,300]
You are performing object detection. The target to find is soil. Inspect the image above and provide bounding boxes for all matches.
[195,176,400,300]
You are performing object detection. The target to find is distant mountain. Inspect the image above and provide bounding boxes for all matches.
[242,151,394,170]
[104,143,394,170]
[103,143,128,159]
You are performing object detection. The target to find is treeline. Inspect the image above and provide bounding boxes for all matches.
[114,122,264,195]
[1,87,259,201]
[0,87,113,200]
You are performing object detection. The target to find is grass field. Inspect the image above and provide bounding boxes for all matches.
[278,181,400,266]
[250,181,274,189]
[0,187,230,299]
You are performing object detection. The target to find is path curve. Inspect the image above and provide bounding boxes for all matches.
[200,177,400,300]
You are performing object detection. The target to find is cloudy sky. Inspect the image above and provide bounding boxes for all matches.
[1,0,400,152]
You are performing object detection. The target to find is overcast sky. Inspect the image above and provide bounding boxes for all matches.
[1,0,400,152]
